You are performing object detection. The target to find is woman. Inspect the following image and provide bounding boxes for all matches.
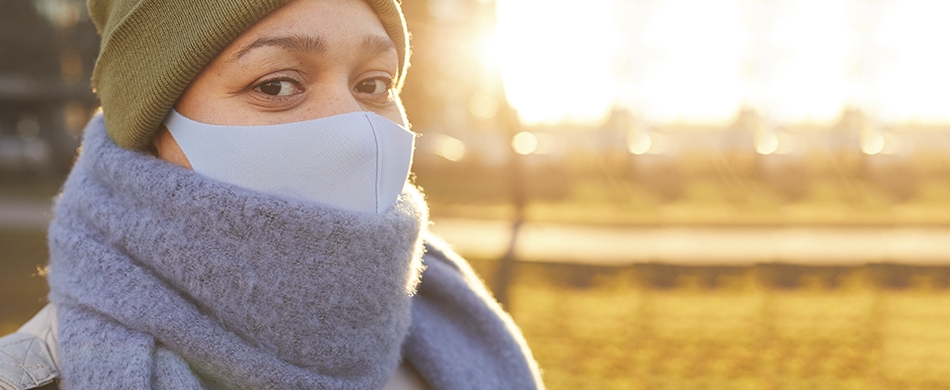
[0,0,544,389]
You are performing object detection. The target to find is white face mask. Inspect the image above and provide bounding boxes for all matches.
[163,109,415,214]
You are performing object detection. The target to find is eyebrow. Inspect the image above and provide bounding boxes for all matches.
[359,35,397,58]
[232,35,327,60]
[231,34,396,62]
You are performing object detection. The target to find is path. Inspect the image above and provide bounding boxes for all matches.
[3,199,949,265]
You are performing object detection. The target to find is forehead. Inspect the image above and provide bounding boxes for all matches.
[224,0,391,58]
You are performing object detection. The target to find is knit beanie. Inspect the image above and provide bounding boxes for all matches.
[88,0,410,150]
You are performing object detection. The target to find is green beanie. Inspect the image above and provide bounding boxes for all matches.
[88,0,411,150]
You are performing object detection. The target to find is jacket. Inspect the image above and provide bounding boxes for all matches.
[0,305,58,390]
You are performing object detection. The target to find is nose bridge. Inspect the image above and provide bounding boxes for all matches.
[308,75,362,118]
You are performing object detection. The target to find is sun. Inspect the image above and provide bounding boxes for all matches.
[489,0,950,127]
[491,0,619,126]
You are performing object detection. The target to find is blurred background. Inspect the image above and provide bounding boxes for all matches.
[3,0,950,388]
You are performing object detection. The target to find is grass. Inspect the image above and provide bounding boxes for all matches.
[480,262,950,390]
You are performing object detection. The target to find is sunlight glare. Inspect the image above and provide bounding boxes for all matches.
[636,0,746,124]
[864,0,950,123]
[751,0,851,124]
[492,0,618,126]
[490,0,950,127]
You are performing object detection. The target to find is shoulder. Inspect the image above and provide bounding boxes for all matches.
[0,305,59,390]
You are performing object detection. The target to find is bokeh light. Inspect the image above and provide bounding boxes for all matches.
[511,131,538,155]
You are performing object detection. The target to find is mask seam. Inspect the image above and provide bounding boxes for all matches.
[366,114,383,214]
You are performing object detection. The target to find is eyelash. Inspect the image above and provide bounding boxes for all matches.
[249,74,395,105]
[253,76,303,99]
[354,77,394,101]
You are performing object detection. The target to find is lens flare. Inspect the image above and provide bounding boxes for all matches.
[512,132,538,155]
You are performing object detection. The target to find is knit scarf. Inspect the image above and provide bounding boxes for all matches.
[47,115,544,389]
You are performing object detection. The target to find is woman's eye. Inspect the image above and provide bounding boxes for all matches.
[355,78,391,95]
[255,79,299,96]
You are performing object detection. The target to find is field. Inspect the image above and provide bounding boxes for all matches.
[482,261,950,389]
[4,227,950,389]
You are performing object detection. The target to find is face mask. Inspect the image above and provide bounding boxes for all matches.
[163,109,415,214]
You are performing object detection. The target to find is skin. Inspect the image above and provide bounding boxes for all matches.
[151,0,408,168]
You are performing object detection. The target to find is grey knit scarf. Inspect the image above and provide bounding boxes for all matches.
[47,115,544,389]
